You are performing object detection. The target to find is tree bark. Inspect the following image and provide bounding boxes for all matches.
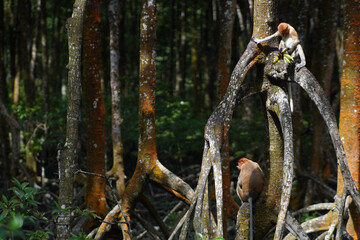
[56,0,87,239]
[338,0,360,237]
[216,0,237,238]
[83,0,108,224]
[94,2,195,239]
[108,0,126,197]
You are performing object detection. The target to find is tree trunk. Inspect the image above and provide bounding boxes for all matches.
[308,0,339,203]
[118,0,126,94]
[30,0,41,84]
[56,1,87,239]
[175,0,187,98]
[108,0,125,198]
[52,0,63,97]
[168,0,175,96]
[338,0,360,237]
[83,0,108,224]
[41,0,49,114]
[94,2,194,238]
[0,0,11,191]
[203,0,216,110]
[18,0,34,107]
[119,1,159,237]
[288,0,309,211]
[216,0,237,238]
[250,2,286,238]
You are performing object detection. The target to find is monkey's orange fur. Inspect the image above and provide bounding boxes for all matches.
[236,158,264,202]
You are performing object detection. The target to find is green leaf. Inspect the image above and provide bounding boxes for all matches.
[21,182,29,189]
[8,215,23,231]
[1,195,8,204]
[0,210,8,221]
[11,178,22,188]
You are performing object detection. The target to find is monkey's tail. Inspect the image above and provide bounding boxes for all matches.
[288,82,293,112]
[249,197,253,240]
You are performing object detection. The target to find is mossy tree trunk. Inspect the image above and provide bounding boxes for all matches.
[56,0,87,239]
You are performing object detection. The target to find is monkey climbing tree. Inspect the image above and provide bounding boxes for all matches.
[169,0,360,239]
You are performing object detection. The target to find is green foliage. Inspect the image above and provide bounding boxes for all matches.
[0,179,51,240]
[165,212,178,227]
[230,108,266,160]
[299,212,318,223]
[27,230,54,240]
[73,207,101,220]
[156,99,207,164]
[0,179,101,240]
[51,202,101,221]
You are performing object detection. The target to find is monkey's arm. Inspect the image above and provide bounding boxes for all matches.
[287,39,300,54]
[251,32,281,44]
[295,44,306,71]
[237,176,245,201]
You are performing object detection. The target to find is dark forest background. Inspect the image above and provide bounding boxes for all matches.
[0,0,359,239]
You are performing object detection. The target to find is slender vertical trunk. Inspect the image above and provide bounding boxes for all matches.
[0,0,11,191]
[52,0,62,97]
[216,1,236,237]
[129,0,139,76]
[308,0,339,203]
[9,0,16,79]
[56,1,87,239]
[168,0,175,96]
[0,0,7,103]
[119,1,158,238]
[30,0,41,83]
[41,0,49,113]
[0,100,20,186]
[338,0,360,237]
[83,0,108,223]
[119,0,126,94]
[288,0,309,210]
[9,0,18,106]
[176,0,187,98]
[190,3,201,115]
[108,0,125,197]
[252,1,283,238]
[18,0,34,107]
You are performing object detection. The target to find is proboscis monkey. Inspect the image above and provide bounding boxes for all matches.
[236,158,264,240]
[252,23,307,111]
